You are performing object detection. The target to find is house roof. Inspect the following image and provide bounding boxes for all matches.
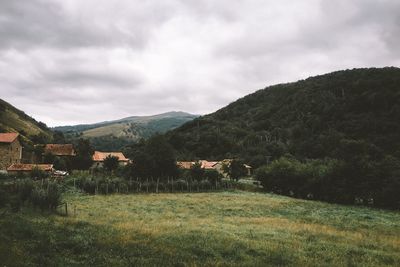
[0,133,19,143]
[92,151,129,162]
[45,144,76,156]
[7,164,53,172]
[177,161,195,169]
[200,160,219,169]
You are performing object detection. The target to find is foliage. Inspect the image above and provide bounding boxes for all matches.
[30,167,50,179]
[71,139,94,170]
[189,162,205,182]
[256,156,400,209]
[167,67,400,208]
[125,135,178,180]
[103,155,119,174]
[0,179,62,212]
[224,160,247,181]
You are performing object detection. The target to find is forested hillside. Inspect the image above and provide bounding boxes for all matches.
[169,67,400,166]
[0,99,53,144]
[168,67,400,208]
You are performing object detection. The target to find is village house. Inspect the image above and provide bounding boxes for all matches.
[7,163,53,176]
[0,133,22,170]
[92,151,129,168]
[178,159,253,177]
[177,161,195,169]
[44,144,76,157]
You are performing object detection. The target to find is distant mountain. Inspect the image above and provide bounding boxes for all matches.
[54,111,199,150]
[0,99,53,143]
[167,67,400,167]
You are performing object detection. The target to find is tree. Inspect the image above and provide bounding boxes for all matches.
[190,162,205,182]
[103,155,119,174]
[43,152,55,164]
[129,135,178,180]
[72,139,94,170]
[225,160,247,181]
[53,131,66,144]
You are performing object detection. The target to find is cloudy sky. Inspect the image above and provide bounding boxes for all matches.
[1,0,399,126]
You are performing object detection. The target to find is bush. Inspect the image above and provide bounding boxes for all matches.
[17,179,34,202]
[30,167,49,179]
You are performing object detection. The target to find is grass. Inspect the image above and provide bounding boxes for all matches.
[0,191,399,266]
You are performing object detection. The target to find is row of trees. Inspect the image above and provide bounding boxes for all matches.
[256,155,400,209]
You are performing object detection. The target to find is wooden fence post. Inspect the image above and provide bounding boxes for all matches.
[156,178,159,194]
[65,202,68,216]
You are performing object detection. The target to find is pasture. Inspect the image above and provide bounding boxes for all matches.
[0,191,399,266]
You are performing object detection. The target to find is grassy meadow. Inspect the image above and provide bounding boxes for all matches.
[0,191,399,266]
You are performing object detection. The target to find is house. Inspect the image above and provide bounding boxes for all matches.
[177,160,219,170]
[7,164,53,176]
[200,160,219,170]
[92,151,129,168]
[177,161,195,169]
[177,159,252,176]
[0,133,22,170]
[44,144,76,157]
[209,159,253,177]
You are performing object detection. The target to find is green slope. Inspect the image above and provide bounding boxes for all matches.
[0,99,52,143]
[54,112,198,150]
[168,67,400,166]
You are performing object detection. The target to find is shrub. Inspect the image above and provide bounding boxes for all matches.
[30,167,49,179]
[17,179,34,202]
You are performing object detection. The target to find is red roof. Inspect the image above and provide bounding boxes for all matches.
[0,133,19,143]
[92,151,129,162]
[200,160,219,169]
[7,164,53,172]
[45,144,76,156]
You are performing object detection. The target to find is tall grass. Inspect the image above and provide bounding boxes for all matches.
[0,191,399,266]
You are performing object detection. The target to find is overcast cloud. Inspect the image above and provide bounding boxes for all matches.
[0,0,399,126]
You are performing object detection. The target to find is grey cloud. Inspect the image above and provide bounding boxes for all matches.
[0,0,399,126]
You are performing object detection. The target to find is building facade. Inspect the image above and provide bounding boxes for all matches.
[0,133,22,170]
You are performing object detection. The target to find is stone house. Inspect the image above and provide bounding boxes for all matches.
[92,151,129,168]
[0,133,22,170]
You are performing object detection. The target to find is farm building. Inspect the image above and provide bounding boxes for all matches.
[7,164,53,176]
[44,144,76,157]
[177,159,253,177]
[177,161,195,169]
[0,133,22,170]
[177,160,219,170]
[92,151,129,168]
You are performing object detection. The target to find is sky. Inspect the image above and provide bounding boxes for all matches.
[0,0,399,126]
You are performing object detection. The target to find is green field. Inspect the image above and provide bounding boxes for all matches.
[1,191,399,266]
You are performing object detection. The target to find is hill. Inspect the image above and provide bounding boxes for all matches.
[168,67,400,167]
[54,111,199,150]
[0,98,53,144]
